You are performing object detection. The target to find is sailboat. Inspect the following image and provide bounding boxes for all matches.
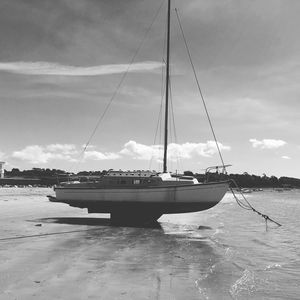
[48,0,230,224]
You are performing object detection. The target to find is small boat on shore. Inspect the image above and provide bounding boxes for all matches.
[49,170,228,224]
[48,0,230,224]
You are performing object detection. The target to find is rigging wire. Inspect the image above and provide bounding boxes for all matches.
[168,77,173,171]
[169,77,178,144]
[175,8,226,169]
[149,95,163,171]
[149,19,168,171]
[74,0,166,168]
[150,21,181,173]
[174,8,281,228]
[169,75,183,172]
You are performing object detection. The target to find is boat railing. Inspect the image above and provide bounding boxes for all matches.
[204,164,232,182]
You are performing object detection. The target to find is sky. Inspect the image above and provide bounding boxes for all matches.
[0,0,299,178]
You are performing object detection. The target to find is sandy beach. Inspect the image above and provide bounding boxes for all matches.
[2,187,299,300]
[0,188,216,300]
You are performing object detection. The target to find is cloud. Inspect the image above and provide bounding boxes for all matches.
[281,156,291,160]
[0,151,5,161]
[120,141,163,161]
[168,141,230,159]
[82,144,96,150]
[46,144,77,154]
[120,140,230,161]
[9,140,231,165]
[0,61,163,76]
[12,144,78,164]
[11,144,120,164]
[249,139,286,149]
[83,151,120,161]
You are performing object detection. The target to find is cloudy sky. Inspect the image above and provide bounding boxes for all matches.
[1,0,299,177]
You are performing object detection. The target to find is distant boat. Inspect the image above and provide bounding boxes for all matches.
[48,0,229,224]
[241,188,252,194]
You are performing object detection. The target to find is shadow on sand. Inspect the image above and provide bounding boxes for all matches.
[31,217,163,229]
[32,218,213,231]
[197,225,213,230]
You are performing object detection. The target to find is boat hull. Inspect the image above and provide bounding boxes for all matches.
[51,181,229,215]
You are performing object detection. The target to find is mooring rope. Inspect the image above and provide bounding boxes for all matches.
[229,179,282,227]
[0,228,102,242]
[175,8,281,228]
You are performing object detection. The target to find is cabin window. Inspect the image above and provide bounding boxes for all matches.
[120,180,126,184]
[133,179,141,184]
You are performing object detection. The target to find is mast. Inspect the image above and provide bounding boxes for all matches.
[163,0,171,173]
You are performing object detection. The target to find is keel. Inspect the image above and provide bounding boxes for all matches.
[110,209,163,226]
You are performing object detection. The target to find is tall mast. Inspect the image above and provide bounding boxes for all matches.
[163,0,171,173]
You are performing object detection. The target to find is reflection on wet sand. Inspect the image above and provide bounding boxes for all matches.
[3,222,220,299]
[73,219,220,300]
[0,188,232,299]
[2,188,299,299]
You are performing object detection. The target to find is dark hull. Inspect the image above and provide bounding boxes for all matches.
[48,180,229,225]
[48,195,224,225]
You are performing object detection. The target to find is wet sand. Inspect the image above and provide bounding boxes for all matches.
[2,187,300,299]
[0,188,223,300]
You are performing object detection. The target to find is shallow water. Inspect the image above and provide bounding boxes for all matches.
[0,188,299,299]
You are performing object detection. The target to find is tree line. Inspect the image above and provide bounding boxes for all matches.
[3,168,300,188]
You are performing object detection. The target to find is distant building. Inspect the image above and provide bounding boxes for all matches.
[107,170,157,177]
[0,162,4,178]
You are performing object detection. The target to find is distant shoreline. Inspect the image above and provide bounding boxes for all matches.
[1,168,300,188]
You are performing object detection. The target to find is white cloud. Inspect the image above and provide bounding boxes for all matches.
[10,140,231,165]
[12,145,57,164]
[0,61,163,76]
[12,144,78,164]
[120,140,230,161]
[82,144,96,150]
[0,151,5,161]
[168,141,230,159]
[46,144,77,154]
[120,141,163,161]
[11,144,121,164]
[84,151,120,161]
[281,156,291,160]
[249,138,286,149]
